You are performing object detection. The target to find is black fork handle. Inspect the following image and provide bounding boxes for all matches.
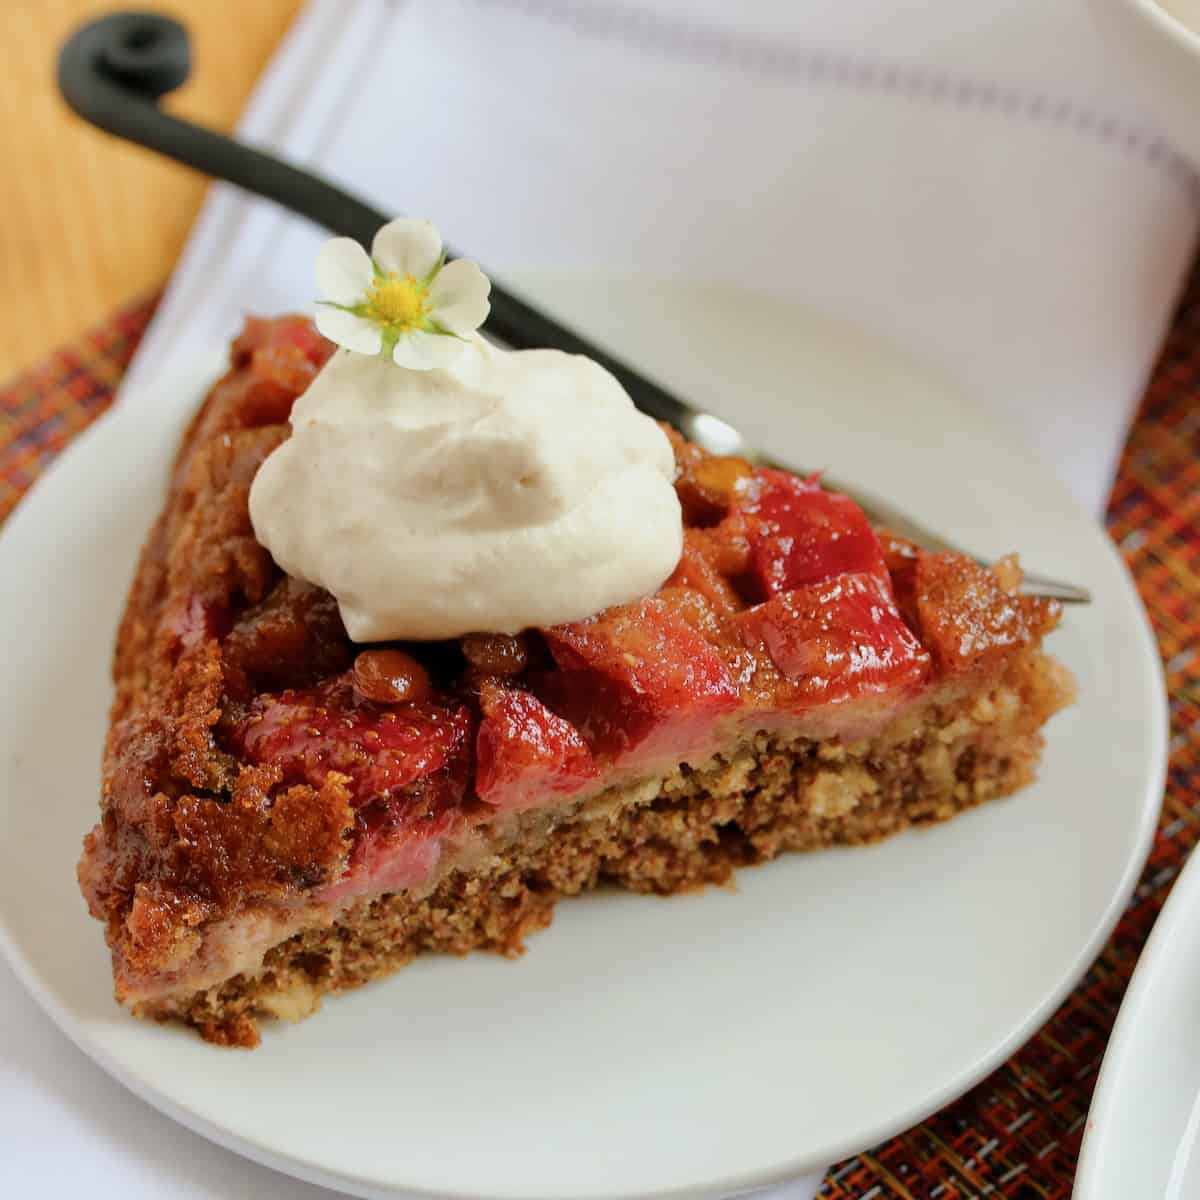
[56,10,690,428]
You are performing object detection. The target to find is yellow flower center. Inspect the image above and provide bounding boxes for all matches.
[365,272,428,328]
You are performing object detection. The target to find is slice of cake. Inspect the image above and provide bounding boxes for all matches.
[78,315,1073,1046]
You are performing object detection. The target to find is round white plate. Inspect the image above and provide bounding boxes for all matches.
[1075,844,1200,1199]
[0,279,1165,1200]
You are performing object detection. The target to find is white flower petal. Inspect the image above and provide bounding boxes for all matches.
[427,259,492,335]
[371,218,442,279]
[315,238,374,305]
[392,329,464,370]
[314,307,384,355]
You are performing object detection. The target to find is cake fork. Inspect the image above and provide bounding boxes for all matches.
[57,10,1090,604]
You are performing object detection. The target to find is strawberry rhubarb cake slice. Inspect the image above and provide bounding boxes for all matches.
[79,222,1074,1045]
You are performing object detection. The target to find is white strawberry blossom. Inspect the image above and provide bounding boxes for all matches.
[314,218,491,370]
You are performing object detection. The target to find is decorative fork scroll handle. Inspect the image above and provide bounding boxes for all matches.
[57,10,1091,604]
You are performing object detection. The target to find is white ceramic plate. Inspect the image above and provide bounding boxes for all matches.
[0,279,1165,1200]
[1075,844,1200,1199]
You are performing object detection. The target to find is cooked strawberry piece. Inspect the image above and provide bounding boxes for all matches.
[263,315,336,368]
[913,553,1061,673]
[875,529,922,626]
[318,788,469,903]
[233,315,334,372]
[164,592,232,652]
[476,683,598,812]
[736,572,929,704]
[741,469,887,599]
[877,529,922,576]
[665,531,744,616]
[229,674,473,806]
[538,596,738,761]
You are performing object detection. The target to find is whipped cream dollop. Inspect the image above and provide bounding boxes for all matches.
[248,336,683,641]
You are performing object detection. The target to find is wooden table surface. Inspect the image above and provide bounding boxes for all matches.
[0,0,303,381]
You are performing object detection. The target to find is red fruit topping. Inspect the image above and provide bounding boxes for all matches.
[877,529,922,576]
[229,675,472,806]
[263,315,337,368]
[913,553,1060,673]
[164,593,231,652]
[233,315,335,372]
[228,317,336,428]
[539,596,738,762]
[319,801,464,904]
[736,572,929,705]
[476,683,599,812]
[353,649,433,705]
[741,469,886,599]
[665,531,744,616]
[875,529,922,626]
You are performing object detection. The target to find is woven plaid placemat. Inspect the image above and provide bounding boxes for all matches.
[1,288,1195,1199]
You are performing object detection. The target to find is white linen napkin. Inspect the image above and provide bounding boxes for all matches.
[5,1,1196,1197]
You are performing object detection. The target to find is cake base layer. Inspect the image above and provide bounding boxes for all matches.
[150,647,1072,1045]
